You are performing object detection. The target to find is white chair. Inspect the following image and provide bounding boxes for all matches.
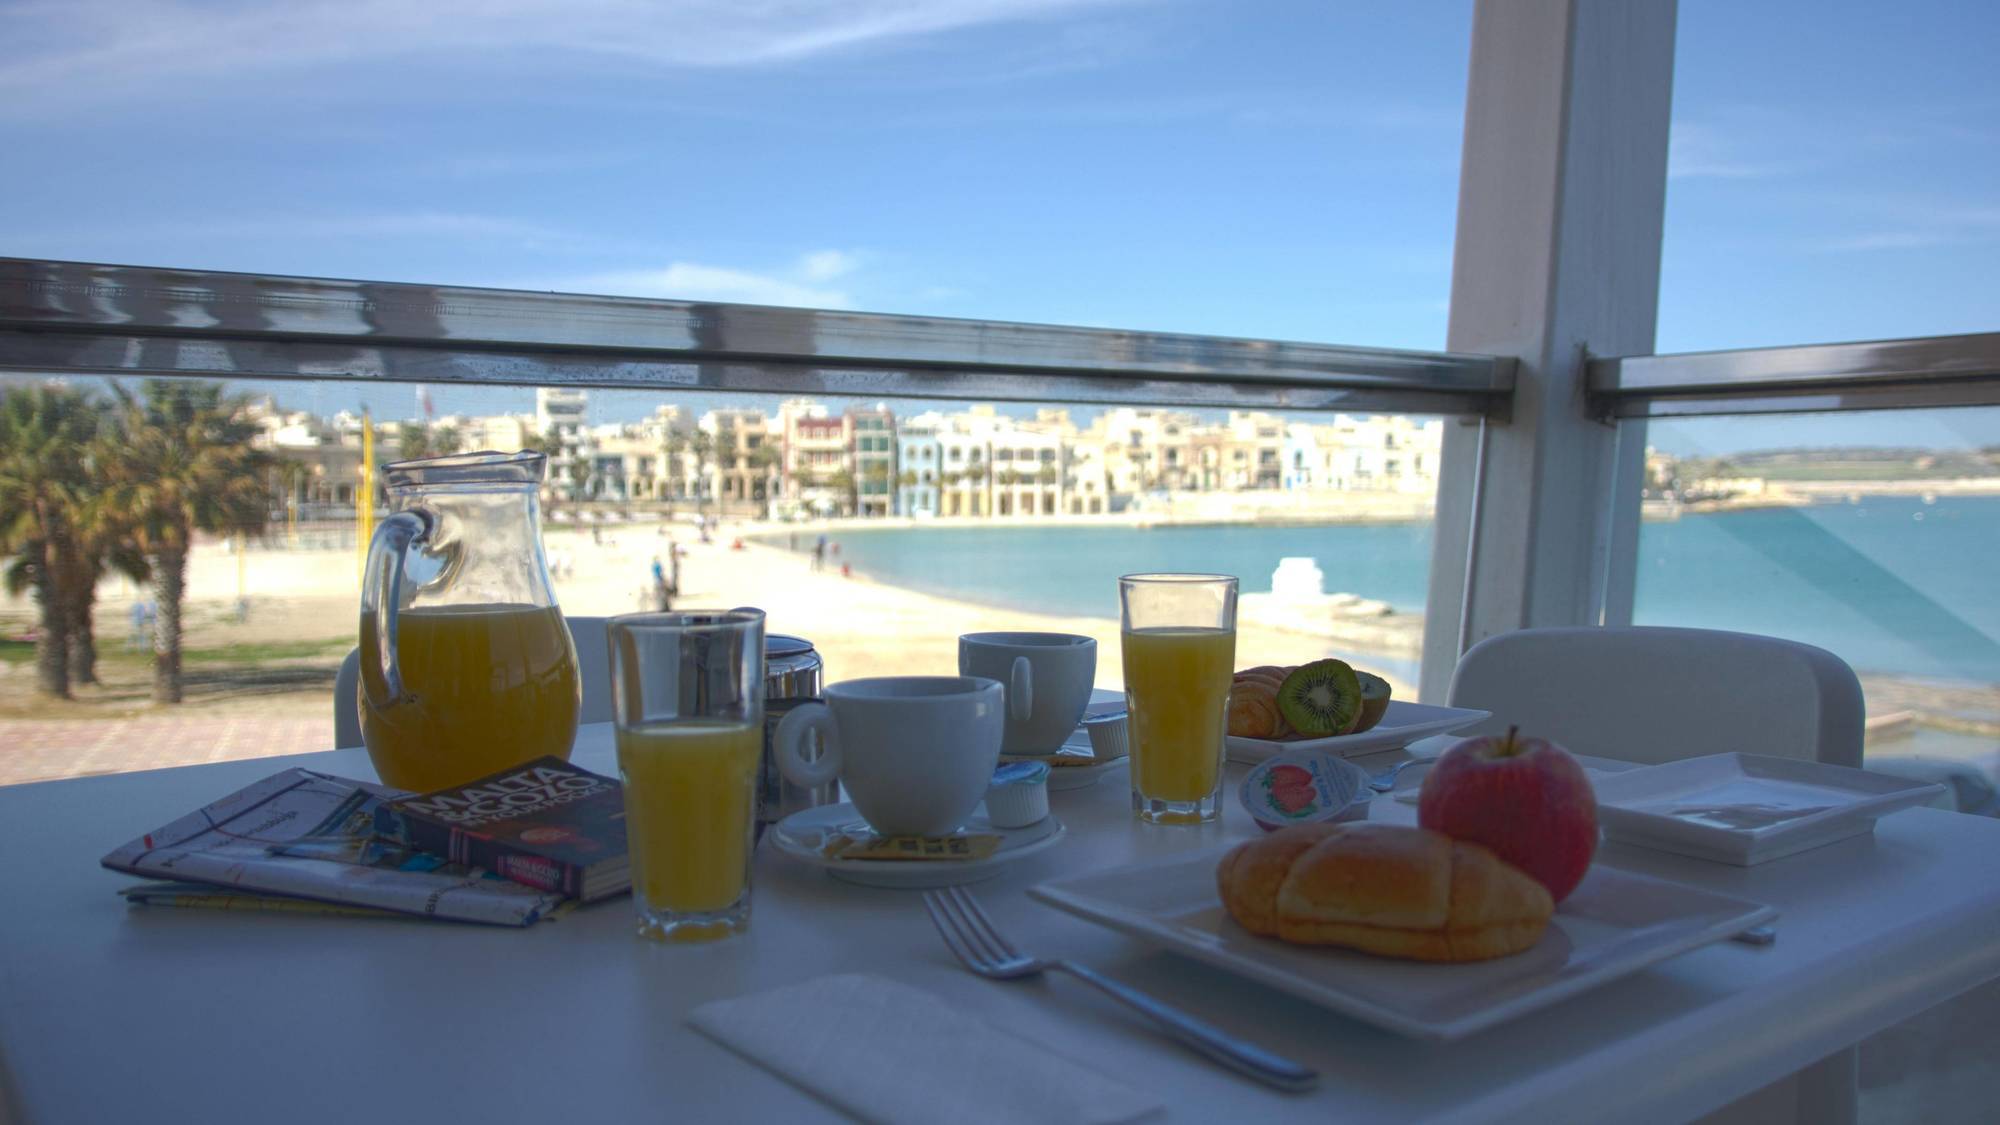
[1449,625,1867,1124]
[333,615,611,749]
[1447,625,1865,768]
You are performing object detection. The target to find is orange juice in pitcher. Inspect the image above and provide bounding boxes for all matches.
[358,452,581,792]
[360,603,579,792]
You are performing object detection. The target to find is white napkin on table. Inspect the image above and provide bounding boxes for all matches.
[689,973,1162,1125]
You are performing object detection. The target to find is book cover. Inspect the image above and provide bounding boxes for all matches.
[375,757,630,902]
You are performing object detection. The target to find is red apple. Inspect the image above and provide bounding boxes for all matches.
[1417,726,1597,903]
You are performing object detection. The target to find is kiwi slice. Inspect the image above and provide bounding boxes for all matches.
[1275,659,1363,736]
[1352,672,1392,733]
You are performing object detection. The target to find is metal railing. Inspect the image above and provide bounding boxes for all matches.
[0,259,1513,417]
[1587,331,2000,419]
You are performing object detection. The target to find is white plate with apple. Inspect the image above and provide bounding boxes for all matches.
[1225,700,1492,765]
[1031,852,1775,1040]
[1042,724,1769,1040]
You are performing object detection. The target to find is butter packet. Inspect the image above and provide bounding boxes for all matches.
[1000,751,1098,769]
[819,833,1004,862]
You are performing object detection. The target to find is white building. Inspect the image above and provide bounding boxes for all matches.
[896,417,942,517]
[535,387,590,499]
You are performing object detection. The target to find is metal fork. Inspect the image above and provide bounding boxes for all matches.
[922,885,1319,1093]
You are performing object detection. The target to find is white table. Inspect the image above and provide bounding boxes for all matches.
[3,724,1997,1125]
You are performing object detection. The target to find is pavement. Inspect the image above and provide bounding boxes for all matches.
[0,714,331,788]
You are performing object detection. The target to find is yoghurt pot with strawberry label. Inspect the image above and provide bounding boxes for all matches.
[1239,749,1370,832]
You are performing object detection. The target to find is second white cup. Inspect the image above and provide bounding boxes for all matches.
[773,676,1004,838]
[958,631,1098,755]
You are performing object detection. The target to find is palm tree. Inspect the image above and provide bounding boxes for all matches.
[101,380,276,704]
[397,422,428,462]
[0,383,98,698]
[61,488,150,686]
[748,442,784,504]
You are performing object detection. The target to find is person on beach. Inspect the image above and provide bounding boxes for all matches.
[812,534,827,572]
[650,556,670,610]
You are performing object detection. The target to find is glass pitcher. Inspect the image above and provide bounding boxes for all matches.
[359,450,581,792]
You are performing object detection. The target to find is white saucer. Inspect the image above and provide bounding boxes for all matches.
[768,803,1067,888]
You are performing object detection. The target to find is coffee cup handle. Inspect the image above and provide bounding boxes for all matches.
[775,702,842,788]
[1009,656,1033,722]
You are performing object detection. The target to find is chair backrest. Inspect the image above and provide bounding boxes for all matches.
[1446,626,1864,767]
[332,614,612,750]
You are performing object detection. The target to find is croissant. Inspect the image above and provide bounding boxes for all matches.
[1227,680,1280,738]
[1231,670,1293,739]
[1216,822,1553,962]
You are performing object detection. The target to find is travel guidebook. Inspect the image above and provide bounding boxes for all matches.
[101,769,569,926]
[375,757,631,903]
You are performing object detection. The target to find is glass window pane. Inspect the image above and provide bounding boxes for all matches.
[1,373,1444,786]
[1632,408,2000,808]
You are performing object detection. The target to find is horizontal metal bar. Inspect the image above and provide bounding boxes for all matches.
[0,258,1511,415]
[0,328,1489,415]
[1588,332,2000,418]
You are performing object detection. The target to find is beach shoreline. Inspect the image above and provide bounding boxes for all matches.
[2,510,1994,788]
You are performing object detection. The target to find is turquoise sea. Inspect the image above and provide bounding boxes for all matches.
[791,495,2000,684]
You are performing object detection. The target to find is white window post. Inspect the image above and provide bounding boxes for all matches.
[1420,0,1676,703]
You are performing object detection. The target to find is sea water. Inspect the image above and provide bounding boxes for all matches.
[807,495,2000,684]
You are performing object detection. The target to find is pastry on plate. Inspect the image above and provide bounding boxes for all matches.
[1215,822,1553,962]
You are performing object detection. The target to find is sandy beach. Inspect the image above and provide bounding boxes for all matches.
[0,516,1422,784]
[546,520,1422,696]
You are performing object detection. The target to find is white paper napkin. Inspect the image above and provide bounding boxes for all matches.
[689,973,1163,1125]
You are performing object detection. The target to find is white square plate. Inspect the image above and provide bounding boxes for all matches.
[1031,852,1775,1041]
[1226,700,1491,764]
[1592,753,1946,866]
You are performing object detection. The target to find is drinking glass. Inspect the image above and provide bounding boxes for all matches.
[608,609,766,943]
[1119,574,1238,824]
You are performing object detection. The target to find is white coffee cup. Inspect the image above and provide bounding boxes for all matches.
[774,676,1005,838]
[958,632,1098,755]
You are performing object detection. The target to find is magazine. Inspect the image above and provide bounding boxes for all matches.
[101,769,567,926]
[375,757,631,902]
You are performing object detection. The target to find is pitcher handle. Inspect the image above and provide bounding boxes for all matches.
[774,702,842,788]
[360,509,430,711]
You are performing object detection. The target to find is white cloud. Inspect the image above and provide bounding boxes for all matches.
[1667,122,1789,180]
[797,249,860,283]
[558,250,865,308]
[0,0,1136,98]
[1815,231,1953,253]
[1810,198,2000,253]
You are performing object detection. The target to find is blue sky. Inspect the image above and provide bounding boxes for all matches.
[3,0,1995,455]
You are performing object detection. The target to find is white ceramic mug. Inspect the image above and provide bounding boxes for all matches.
[773,676,1005,837]
[958,632,1098,755]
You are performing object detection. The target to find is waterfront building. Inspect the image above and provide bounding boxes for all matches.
[535,387,590,499]
[1282,422,1321,491]
[989,426,1063,516]
[1064,439,1109,514]
[700,408,778,515]
[936,427,990,517]
[1306,414,1444,493]
[781,403,854,516]
[248,399,367,513]
[463,412,532,454]
[896,417,942,517]
[849,405,896,518]
[1221,411,1287,491]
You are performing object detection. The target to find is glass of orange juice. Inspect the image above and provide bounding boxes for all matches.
[608,609,766,943]
[1120,574,1238,825]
